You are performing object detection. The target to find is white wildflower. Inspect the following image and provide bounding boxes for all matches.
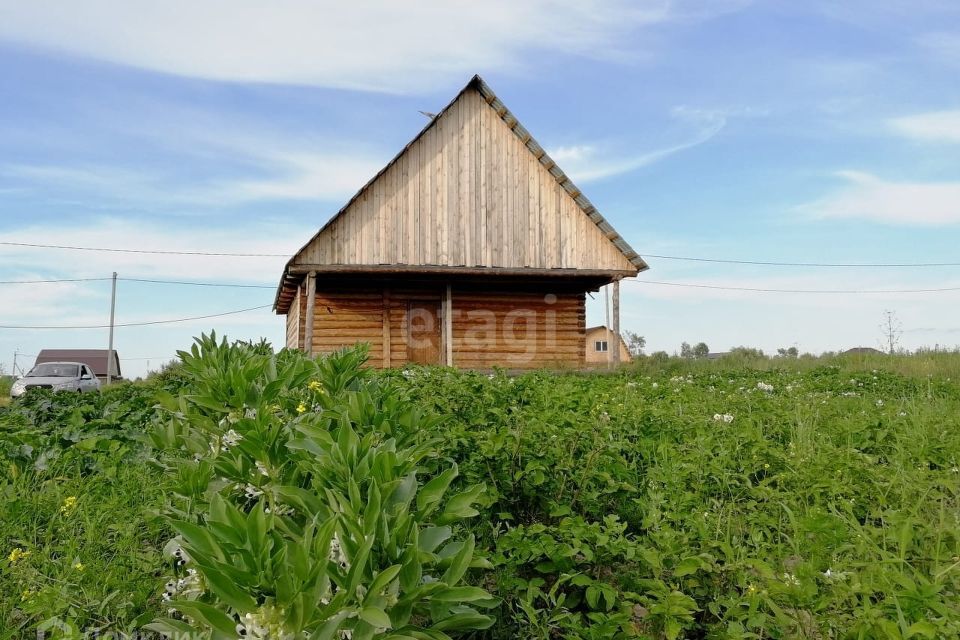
[162,567,203,601]
[712,413,734,423]
[329,533,350,570]
[782,572,800,587]
[651,382,659,389]
[244,484,264,499]
[171,545,190,567]
[255,460,270,477]
[898,411,907,417]
[238,604,294,640]
[822,568,849,582]
[875,399,884,407]
[756,382,774,393]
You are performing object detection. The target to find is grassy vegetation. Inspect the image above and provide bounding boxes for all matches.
[0,377,11,409]
[1,343,958,638]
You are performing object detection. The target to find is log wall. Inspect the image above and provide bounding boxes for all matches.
[295,284,585,369]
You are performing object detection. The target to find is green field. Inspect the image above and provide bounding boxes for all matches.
[2,338,958,639]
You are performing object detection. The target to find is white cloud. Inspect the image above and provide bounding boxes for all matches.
[0,0,716,91]
[888,110,960,143]
[1,133,386,208]
[801,171,960,226]
[547,106,730,182]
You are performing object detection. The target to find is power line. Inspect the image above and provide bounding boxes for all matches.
[630,279,960,294]
[0,241,287,257]
[0,275,275,288]
[0,304,273,330]
[0,277,112,284]
[119,277,275,289]
[4,239,958,268]
[638,252,960,268]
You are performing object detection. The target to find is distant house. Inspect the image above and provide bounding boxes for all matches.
[584,326,632,365]
[274,75,647,370]
[34,349,121,381]
[842,347,884,356]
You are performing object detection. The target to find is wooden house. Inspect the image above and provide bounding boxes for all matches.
[274,75,647,369]
[584,326,633,366]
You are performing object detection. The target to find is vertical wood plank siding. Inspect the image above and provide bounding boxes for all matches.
[293,88,635,274]
[301,285,585,370]
[285,286,302,349]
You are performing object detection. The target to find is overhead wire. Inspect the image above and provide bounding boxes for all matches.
[3,239,959,268]
[0,304,273,330]
[0,240,288,257]
[628,279,960,294]
[636,252,960,268]
[0,277,112,284]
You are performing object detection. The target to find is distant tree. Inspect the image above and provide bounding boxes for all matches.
[692,342,710,359]
[680,342,693,359]
[879,310,903,355]
[728,346,766,359]
[777,347,799,358]
[623,331,646,357]
[649,351,670,362]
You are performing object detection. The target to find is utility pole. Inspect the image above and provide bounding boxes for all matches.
[107,272,117,385]
[12,350,18,378]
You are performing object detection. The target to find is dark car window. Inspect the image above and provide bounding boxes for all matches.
[28,363,80,377]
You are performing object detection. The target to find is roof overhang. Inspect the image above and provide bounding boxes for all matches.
[274,264,636,314]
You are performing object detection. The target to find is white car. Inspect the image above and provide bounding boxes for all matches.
[10,362,101,398]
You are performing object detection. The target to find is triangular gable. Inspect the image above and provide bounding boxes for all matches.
[276,75,646,311]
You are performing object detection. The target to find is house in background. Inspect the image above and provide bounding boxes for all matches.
[584,326,632,366]
[843,347,885,356]
[275,75,647,369]
[34,349,121,382]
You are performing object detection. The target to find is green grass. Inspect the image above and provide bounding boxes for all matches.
[0,377,11,408]
[1,349,959,638]
[1,459,170,637]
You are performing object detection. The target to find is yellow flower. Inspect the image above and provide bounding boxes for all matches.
[307,380,322,392]
[296,402,307,414]
[73,562,85,572]
[8,547,30,564]
[763,463,770,470]
[747,584,757,594]
[60,496,78,514]
[21,589,33,601]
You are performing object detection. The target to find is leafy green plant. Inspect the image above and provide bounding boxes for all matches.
[146,334,497,639]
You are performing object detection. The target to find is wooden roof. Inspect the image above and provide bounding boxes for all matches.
[276,75,647,313]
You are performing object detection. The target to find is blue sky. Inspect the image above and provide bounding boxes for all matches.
[1,0,959,377]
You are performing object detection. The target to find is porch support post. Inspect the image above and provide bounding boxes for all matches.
[382,289,392,368]
[444,283,453,367]
[304,271,317,356]
[612,279,621,367]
